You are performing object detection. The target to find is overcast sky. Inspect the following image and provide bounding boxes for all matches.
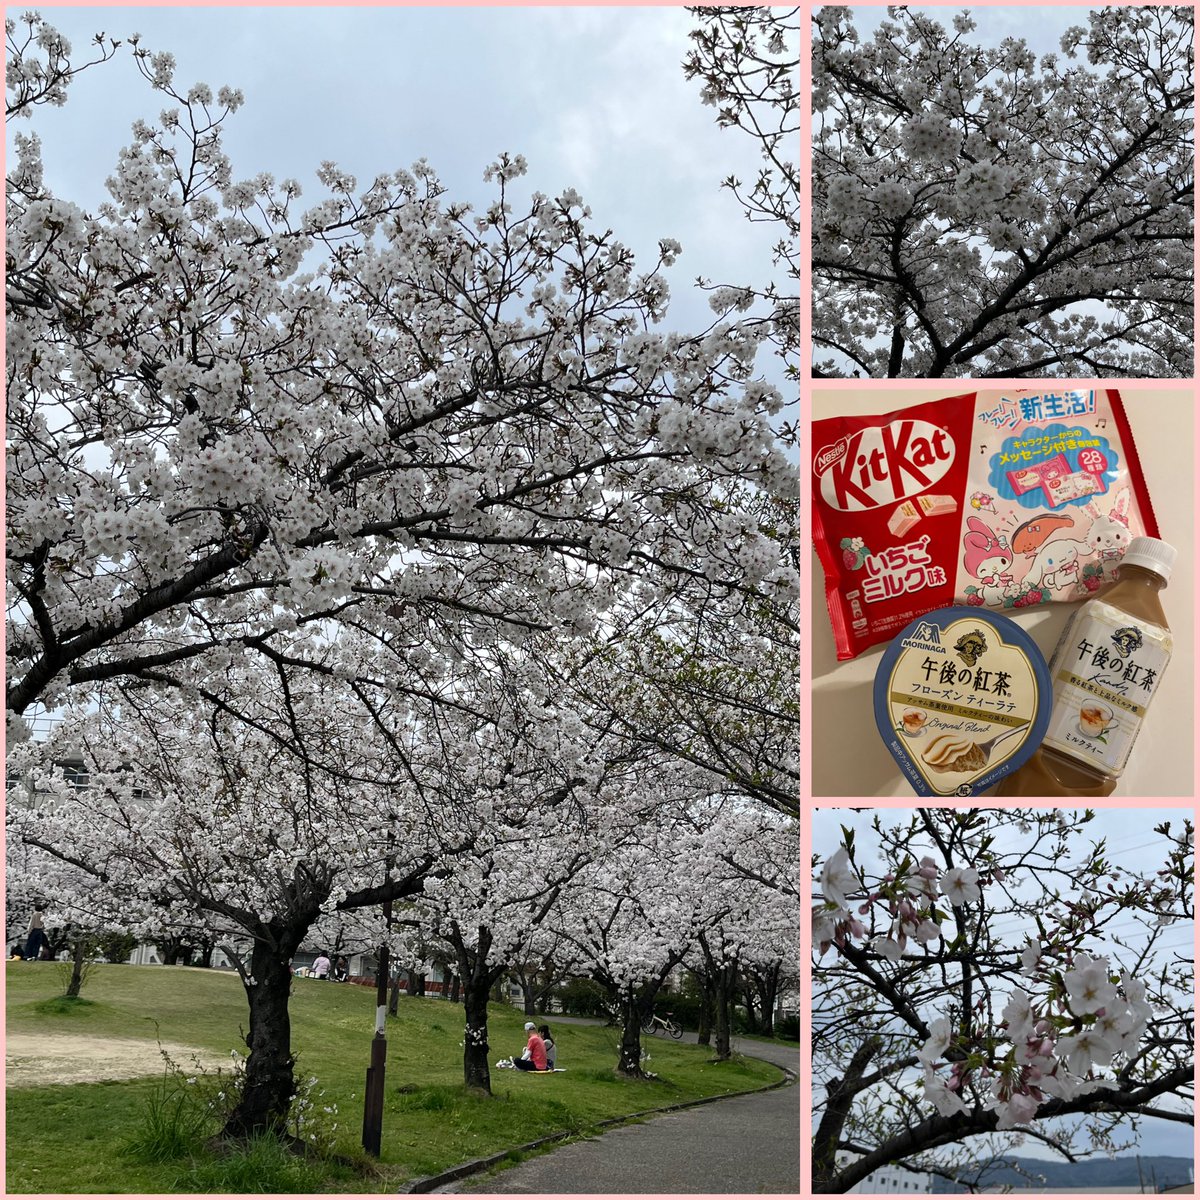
[13,6,784,349]
[837,6,1087,58]
[813,805,1195,1161]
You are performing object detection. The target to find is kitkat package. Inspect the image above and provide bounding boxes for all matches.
[813,388,1158,660]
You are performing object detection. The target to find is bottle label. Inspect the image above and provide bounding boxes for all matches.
[1041,601,1171,777]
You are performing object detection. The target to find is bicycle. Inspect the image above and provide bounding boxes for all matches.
[640,1010,683,1039]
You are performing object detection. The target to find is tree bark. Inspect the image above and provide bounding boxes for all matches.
[713,962,734,1061]
[65,937,86,998]
[223,930,305,1141]
[695,970,715,1046]
[450,924,508,1095]
[459,928,495,1094]
[740,979,760,1033]
[699,936,735,1061]
[616,987,645,1077]
[519,971,537,1016]
[462,971,492,1094]
[752,962,781,1038]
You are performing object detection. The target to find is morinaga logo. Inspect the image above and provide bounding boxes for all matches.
[815,420,955,512]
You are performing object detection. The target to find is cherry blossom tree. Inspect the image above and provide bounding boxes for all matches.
[6,17,793,727]
[539,492,799,821]
[6,14,799,1146]
[813,6,1194,377]
[394,675,645,1096]
[5,665,441,1140]
[686,803,800,1055]
[684,6,800,373]
[812,809,1194,1192]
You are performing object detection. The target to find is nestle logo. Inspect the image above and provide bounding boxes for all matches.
[814,438,847,475]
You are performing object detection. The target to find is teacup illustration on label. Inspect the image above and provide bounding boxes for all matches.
[1078,701,1116,740]
[900,709,928,737]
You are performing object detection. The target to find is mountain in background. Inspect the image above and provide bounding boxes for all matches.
[934,1155,1193,1192]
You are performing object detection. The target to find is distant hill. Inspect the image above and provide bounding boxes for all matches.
[934,1155,1193,1192]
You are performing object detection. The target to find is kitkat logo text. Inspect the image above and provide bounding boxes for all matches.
[815,420,955,512]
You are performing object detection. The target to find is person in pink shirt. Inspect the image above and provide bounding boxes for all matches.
[513,1021,548,1071]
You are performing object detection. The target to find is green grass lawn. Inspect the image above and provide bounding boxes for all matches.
[6,962,782,1193]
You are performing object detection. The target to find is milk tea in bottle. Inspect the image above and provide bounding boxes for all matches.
[998,537,1175,796]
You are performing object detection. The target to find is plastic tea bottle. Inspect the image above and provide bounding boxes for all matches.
[998,537,1175,797]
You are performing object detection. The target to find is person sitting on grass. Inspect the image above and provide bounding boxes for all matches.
[538,1024,556,1070]
[512,1021,548,1071]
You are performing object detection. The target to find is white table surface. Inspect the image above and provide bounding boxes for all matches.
[810,385,1194,798]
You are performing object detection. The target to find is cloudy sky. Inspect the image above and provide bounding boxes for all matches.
[839,6,1088,58]
[13,6,784,348]
[813,805,1195,1161]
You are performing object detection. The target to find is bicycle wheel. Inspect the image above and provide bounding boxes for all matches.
[640,1013,655,1034]
[668,1021,683,1040]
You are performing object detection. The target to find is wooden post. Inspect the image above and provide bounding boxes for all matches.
[361,898,392,1157]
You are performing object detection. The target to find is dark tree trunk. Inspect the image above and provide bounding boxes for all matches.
[752,962,781,1038]
[454,925,506,1095]
[740,979,760,1033]
[388,973,401,1015]
[65,938,86,998]
[699,937,735,1061]
[449,974,461,1003]
[713,965,734,1061]
[405,970,417,996]
[616,987,645,1077]
[462,971,492,1093]
[222,930,305,1141]
[694,970,715,1047]
[519,972,537,1016]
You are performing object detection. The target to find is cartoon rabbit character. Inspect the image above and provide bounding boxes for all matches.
[1082,488,1132,562]
[962,517,1014,605]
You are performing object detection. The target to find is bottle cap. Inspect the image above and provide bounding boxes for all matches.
[1120,537,1176,583]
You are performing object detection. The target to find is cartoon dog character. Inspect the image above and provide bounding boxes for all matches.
[1023,488,1132,592]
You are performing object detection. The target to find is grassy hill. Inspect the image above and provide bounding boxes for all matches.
[6,961,783,1192]
[936,1154,1195,1192]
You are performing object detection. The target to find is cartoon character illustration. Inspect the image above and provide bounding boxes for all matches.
[1011,513,1074,557]
[1081,487,1131,561]
[1024,527,1089,592]
[1019,487,1133,594]
[962,517,1014,606]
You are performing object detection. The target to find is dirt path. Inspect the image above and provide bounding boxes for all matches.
[5,1034,232,1088]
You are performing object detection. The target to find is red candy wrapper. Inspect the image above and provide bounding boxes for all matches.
[812,388,1158,660]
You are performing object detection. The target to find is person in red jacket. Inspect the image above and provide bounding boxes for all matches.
[513,1021,548,1071]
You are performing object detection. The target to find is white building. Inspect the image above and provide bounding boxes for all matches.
[837,1153,933,1193]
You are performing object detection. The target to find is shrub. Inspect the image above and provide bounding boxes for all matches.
[554,977,609,1017]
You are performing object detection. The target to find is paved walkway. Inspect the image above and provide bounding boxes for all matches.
[440,1032,799,1194]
